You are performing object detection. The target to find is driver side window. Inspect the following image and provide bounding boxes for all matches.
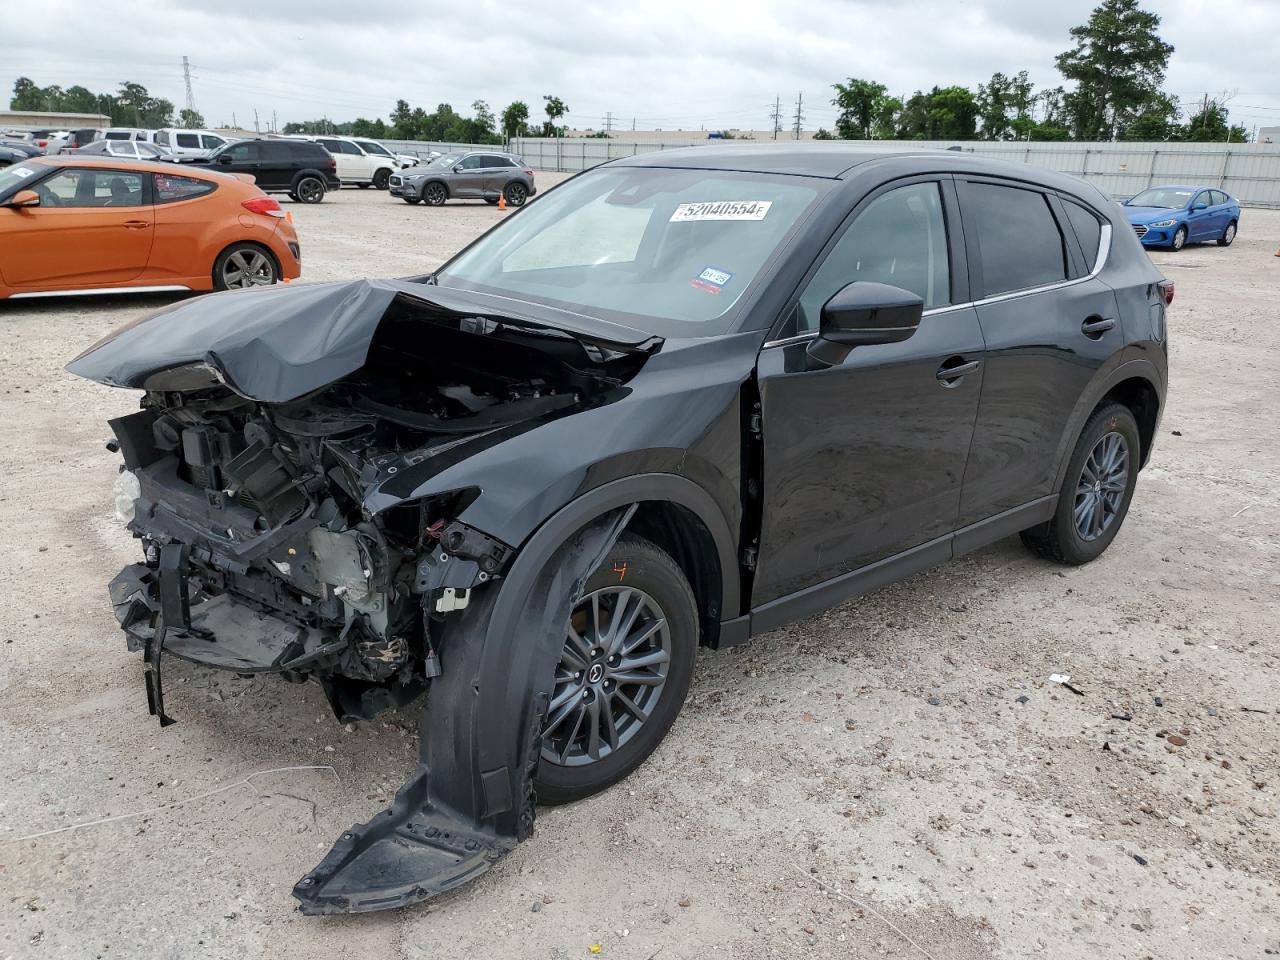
[458,155,484,170]
[795,181,950,334]
[36,169,145,207]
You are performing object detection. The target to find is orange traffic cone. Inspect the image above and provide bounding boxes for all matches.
[498,193,507,211]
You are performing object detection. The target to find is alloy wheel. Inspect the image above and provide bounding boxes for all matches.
[297,178,323,203]
[542,586,671,767]
[1074,431,1129,542]
[506,183,528,206]
[221,249,276,288]
[424,183,446,205]
[1172,227,1186,251]
[1223,223,1236,244]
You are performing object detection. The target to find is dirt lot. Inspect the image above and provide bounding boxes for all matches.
[1,180,1277,960]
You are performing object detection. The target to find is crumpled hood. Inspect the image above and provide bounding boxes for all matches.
[1124,205,1182,223]
[66,278,660,403]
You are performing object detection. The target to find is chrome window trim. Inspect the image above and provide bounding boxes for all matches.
[762,223,1112,350]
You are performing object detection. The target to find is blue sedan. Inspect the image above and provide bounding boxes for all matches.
[1122,185,1240,251]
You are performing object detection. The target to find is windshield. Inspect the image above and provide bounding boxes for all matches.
[438,166,825,337]
[426,153,460,168]
[1128,188,1196,208]
[358,140,393,157]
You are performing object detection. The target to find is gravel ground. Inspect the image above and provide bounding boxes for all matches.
[1,181,1277,960]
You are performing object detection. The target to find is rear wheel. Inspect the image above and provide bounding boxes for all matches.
[1218,220,1237,246]
[293,175,325,204]
[504,181,529,206]
[534,535,697,804]
[372,168,391,190]
[1171,225,1187,251]
[423,182,447,206]
[213,243,279,291]
[1020,403,1141,565]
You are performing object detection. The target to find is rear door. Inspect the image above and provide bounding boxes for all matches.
[955,179,1120,527]
[1,167,153,288]
[147,172,220,283]
[481,155,517,197]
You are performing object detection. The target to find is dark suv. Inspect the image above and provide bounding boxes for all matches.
[191,138,341,203]
[70,146,1168,914]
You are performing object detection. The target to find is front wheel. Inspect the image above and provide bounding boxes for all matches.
[1218,221,1237,246]
[1171,225,1187,251]
[213,243,279,291]
[422,182,447,206]
[1020,403,1141,565]
[372,168,391,190]
[534,535,697,804]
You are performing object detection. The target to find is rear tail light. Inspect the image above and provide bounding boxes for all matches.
[241,197,285,218]
[327,157,336,170]
[1158,279,1175,307]
[524,169,533,176]
[36,139,47,148]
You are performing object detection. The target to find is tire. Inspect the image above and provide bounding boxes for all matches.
[534,535,697,804]
[1171,225,1187,251]
[1217,220,1237,246]
[213,243,279,291]
[357,183,370,189]
[403,196,420,205]
[422,182,447,206]
[504,181,529,207]
[372,168,391,190]
[293,175,325,204]
[484,197,499,205]
[1020,402,1141,565]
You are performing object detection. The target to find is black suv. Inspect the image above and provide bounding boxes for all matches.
[70,146,1168,914]
[190,138,341,203]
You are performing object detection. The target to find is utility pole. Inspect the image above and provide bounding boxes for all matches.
[770,95,782,140]
[631,117,636,131]
[272,109,277,134]
[182,56,196,124]
[605,111,613,134]
[253,108,260,135]
[791,91,804,140]
[232,112,237,129]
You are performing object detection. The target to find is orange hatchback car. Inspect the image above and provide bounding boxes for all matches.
[0,156,301,299]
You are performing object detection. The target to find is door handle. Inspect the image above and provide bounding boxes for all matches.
[1081,316,1115,338]
[122,220,150,229]
[936,358,981,383]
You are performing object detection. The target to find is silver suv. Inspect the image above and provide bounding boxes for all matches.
[388,150,536,206]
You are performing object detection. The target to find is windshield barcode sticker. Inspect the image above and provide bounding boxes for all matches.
[670,201,772,222]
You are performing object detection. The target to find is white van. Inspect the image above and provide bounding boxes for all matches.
[287,135,397,189]
[154,128,229,158]
[103,128,150,142]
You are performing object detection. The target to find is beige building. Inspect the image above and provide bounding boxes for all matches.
[0,109,112,131]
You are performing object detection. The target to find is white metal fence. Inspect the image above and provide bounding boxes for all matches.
[380,136,1280,208]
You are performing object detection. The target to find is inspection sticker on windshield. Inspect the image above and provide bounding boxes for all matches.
[691,266,734,294]
[670,200,772,222]
[10,166,35,178]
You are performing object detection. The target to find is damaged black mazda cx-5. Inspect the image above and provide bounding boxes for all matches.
[69,146,1169,914]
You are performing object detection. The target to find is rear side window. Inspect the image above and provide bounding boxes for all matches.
[155,131,169,145]
[1061,199,1103,272]
[105,131,129,140]
[176,133,199,148]
[795,181,951,333]
[154,173,216,203]
[965,183,1066,296]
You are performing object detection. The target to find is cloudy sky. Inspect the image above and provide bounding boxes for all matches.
[4,0,1279,135]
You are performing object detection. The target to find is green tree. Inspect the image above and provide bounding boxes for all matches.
[977,70,1034,140]
[831,78,888,140]
[542,95,569,137]
[1055,0,1174,140]
[178,108,205,129]
[897,86,978,140]
[872,96,903,139]
[812,128,835,140]
[500,100,530,142]
[10,77,43,110]
[390,99,415,138]
[113,82,173,127]
[1181,97,1248,142]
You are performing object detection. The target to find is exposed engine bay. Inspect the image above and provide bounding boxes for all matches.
[106,295,647,722]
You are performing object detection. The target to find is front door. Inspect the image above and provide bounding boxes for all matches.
[1186,190,1216,241]
[753,178,985,605]
[451,155,487,198]
[1,167,153,288]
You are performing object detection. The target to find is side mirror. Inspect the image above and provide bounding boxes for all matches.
[217,154,233,164]
[1193,201,1208,210]
[806,281,923,367]
[6,189,40,209]
[453,165,464,173]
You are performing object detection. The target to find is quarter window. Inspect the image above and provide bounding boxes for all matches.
[154,173,216,203]
[1210,190,1229,206]
[175,133,199,148]
[1061,199,1103,272]
[796,181,950,333]
[965,183,1066,296]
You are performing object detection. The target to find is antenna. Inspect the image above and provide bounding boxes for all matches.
[182,56,196,124]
